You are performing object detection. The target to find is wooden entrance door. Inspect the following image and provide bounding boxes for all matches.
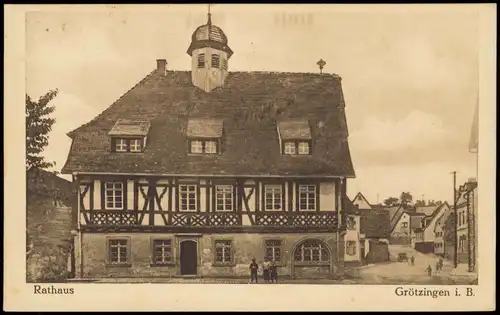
[180,240,198,275]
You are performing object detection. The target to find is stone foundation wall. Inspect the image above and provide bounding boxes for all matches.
[77,232,343,279]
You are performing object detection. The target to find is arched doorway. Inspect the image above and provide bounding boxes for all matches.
[180,240,198,276]
[291,238,332,279]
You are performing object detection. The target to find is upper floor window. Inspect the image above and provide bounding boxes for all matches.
[186,118,224,155]
[222,59,228,70]
[198,54,205,68]
[112,138,144,153]
[130,139,142,152]
[283,141,310,155]
[401,222,408,228]
[298,185,316,211]
[189,140,218,154]
[116,139,128,152]
[211,54,220,68]
[179,184,197,211]
[215,185,234,212]
[264,185,282,211]
[105,182,123,210]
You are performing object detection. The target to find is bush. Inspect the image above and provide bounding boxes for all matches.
[27,242,71,283]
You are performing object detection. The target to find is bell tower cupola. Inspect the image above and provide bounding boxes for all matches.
[187,6,233,92]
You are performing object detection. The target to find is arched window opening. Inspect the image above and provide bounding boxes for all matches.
[222,59,228,70]
[211,54,220,68]
[197,54,205,68]
[294,240,329,263]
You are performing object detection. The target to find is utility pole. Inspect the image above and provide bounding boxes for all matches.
[451,171,458,268]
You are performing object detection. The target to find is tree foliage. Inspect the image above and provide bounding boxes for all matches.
[26,90,58,170]
[400,192,413,205]
[414,200,426,207]
[383,197,399,207]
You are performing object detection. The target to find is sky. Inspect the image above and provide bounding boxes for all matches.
[25,4,480,204]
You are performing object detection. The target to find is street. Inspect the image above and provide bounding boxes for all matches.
[346,245,477,285]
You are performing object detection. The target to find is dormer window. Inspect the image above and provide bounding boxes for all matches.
[277,120,312,156]
[211,54,220,68]
[108,119,151,153]
[189,139,218,154]
[186,118,224,155]
[197,54,205,68]
[116,139,128,152]
[129,139,142,152]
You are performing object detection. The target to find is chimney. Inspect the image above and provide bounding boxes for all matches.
[467,177,478,190]
[156,59,167,75]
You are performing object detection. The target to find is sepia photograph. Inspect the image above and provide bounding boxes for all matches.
[4,3,496,312]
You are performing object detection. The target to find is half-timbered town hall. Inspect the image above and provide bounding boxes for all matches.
[62,12,355,280]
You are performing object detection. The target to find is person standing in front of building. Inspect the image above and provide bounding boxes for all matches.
[249,258,259,284]
[270,260,278,284]
[262,257,271,283]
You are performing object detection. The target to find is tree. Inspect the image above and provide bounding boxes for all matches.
[26,90,58,170]
[383,197,399,207]
[414,200,426,207]
[400,192,413,206]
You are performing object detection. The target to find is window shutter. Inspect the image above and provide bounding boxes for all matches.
[110,138,117,152]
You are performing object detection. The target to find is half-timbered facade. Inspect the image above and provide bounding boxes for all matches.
[62,13,355,280]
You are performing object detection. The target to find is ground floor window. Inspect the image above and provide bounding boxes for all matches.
[346,241,357,256]
[215,240,232,264]
[108,238,130,264]
[294,239,329,263]
[265,240,282,262]
[153,239,173,265]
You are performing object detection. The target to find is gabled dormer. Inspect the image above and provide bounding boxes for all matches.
[108,119,151,153]
[186,118,224,155]
[277,119,312,155]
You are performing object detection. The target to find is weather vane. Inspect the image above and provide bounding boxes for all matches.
[317,59,326,74]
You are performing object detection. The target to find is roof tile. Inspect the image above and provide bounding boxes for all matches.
[61,70,354,176]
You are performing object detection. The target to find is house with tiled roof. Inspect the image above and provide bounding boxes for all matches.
[455,178,478,271]
[434,205,452,256]
[351,192,372,210]
[413,202,451,253]
[344,198,390,265]
[62,13,355,280]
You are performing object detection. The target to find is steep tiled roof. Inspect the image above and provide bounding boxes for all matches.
[409,213,426,229]
[415,205,439,216]
[61,70,355,177]
[360,209,391,239]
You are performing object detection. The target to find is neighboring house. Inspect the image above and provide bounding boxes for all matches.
[344,198,390,264]
[409,213,426,248]
[455,178,478,272]
[414,202,451,254]
[434,206,452,256]
[351,192,372,210]
[61,14,356,280]
[389,205,411,245]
